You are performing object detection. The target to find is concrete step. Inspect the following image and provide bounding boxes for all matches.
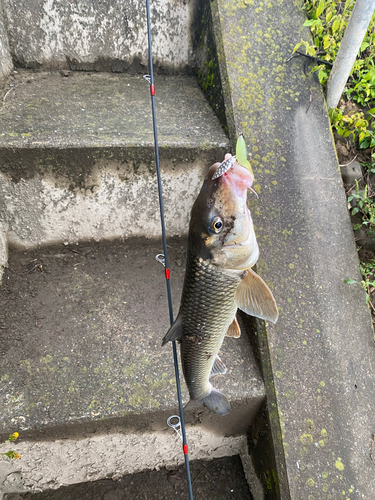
[0,238,265,494]
[0,70,228,257]
[2,0,199,73]
[3,456,254,500]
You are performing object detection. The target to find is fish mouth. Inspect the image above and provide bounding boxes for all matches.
[209,154,254,198]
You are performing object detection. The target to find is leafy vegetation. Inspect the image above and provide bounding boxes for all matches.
[348,181,375,236]
[344,260,375,308]
[294,0,375,148]
[296,1,375,318]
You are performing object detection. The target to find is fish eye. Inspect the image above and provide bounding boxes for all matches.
[210,216,223,234]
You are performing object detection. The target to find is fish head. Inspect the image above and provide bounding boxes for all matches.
[189,154,259,270]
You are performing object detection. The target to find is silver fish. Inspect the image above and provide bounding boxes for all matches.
[162,155,278,415]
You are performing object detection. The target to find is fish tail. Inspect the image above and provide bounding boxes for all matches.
[185,388,231,416]
[203,388,231,415]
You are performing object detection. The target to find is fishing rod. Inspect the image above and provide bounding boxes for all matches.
[144,1,194,498]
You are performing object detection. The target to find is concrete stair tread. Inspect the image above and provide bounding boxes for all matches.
[0,238,264,436]
[4,456,253,500]
[0,71,229,149]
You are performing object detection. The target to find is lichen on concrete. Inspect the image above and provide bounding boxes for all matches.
[208,0,375,498]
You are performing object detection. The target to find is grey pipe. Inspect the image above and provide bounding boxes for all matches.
[326,0,375,110]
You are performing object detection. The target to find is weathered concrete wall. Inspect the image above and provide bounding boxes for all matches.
[0,158,207,248]
[2,0,199,72]
[0,0,12,83]
[209,0,375,498]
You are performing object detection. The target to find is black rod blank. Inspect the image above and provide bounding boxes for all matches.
[144,1,194,498]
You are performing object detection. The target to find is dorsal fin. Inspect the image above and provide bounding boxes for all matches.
[225,316,241,338]
[235,268,278,323]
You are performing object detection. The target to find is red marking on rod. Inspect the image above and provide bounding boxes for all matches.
[183,444,188,455]
[165,268,170,280]
[150,84,155,96]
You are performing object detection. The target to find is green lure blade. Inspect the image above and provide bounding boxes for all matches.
[236,134,254,177]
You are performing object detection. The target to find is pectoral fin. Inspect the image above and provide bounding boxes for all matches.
[162,316,183,346]
[225,316,241,338]
[235,268,278,323]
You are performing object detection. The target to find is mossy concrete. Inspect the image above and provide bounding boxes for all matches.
[208,0,375,498]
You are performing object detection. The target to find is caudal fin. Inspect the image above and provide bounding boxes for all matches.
[185,388,231,416]
[203,388,231,415]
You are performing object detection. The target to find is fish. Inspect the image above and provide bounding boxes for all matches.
[162,154,278,416]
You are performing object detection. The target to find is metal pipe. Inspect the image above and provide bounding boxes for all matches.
[326,0,375,110]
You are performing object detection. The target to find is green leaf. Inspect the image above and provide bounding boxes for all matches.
[343,279,357,284]
[361,41,370,52]
[323,35,331,50]
[318,70,328,83]
[332,18,340,33]
[351,207,359,215]
[236,134,253,176]
[304,19,321,28]
[315,0,325,18]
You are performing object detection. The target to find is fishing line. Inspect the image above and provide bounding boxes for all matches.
[144,1,194,499]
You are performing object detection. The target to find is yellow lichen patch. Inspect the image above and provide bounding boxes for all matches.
[335,457,345,471]
[306,478,315,487]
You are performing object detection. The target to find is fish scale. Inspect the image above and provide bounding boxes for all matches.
[180,252,240,402]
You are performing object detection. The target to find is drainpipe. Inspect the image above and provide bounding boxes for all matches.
[326,0,375,110]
